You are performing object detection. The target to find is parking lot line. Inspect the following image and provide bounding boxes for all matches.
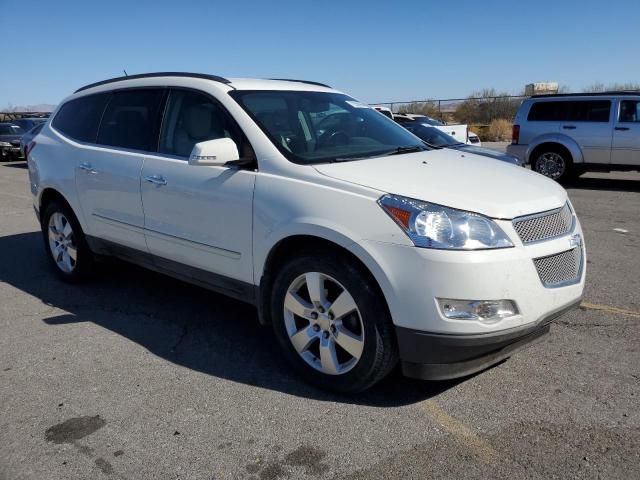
[418,399,499,464]
[581,302,640,318]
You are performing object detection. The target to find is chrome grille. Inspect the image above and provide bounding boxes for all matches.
[513,203,574,244]
[533,246,582,288]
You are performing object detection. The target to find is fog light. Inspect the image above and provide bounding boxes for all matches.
[438,299,518,323]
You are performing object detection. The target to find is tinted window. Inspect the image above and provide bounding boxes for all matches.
[159,89,240,158]
[619,100,640,123]
[405,123,459,147]
[52,93,110,142]
[528,100,611,122]
[97,89,164,151]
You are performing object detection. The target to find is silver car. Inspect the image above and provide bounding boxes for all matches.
[507,92,640,182]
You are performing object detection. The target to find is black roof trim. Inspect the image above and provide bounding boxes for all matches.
[531,91,640,98]
[75,72,232,93]
[269,78,331,88]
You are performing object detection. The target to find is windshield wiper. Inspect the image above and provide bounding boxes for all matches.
[384,145,426,156]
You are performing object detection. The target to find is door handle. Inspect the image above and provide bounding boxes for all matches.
[144,175,167,186]
[562,125,576,130]
[615,126,630,131]
[79,162,96,174]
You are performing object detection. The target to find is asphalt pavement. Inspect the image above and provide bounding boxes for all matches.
[0,159,639,479]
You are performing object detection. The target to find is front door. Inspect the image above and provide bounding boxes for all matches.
[612,99,640,166]
[140,89,256,287]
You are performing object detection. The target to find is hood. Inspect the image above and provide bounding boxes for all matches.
[0,134,21,144]
[453,145,522,165]
[313,149,567,219]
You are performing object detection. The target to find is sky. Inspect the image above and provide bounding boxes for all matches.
[2,0,639,108]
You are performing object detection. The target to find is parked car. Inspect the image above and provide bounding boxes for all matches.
[402,122,523,166]
[394,113,481,146]
[0,123,25,160]
[507,92,640,182]
[371,105,393,119]
[20,122,45,157]
[10,117,46,132]
[28,72,585,392]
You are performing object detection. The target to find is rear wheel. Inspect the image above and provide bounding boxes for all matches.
[271,250,398,393]
[41,200,95,282]
[533,147,576,183]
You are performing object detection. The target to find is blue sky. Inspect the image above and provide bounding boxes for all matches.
[2,0,639,107]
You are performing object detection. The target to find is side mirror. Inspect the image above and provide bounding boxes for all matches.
[188,137,239,166]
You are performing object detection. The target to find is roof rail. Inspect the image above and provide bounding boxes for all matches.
[75,72,232,93]
[531,91,640,98]
[269,78,331,88]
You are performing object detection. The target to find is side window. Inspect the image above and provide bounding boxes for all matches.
[527,101,567,121]
[52,93,110,142]
[567,101,610,122]
[159,90,238,158]
[96,89,164,151]
[619,100,640,123]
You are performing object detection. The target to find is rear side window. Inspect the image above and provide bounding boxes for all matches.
[96,89,165,151]
[52,93,110,142]
[527,100,611,122]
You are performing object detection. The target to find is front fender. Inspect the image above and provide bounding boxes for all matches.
[525,134,584,164]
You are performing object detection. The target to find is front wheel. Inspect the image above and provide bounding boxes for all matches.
[270,251,398,393]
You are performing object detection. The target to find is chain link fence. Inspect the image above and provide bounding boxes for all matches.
[370,94,528,141]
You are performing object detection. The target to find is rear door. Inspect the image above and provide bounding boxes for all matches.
[612,98,640,166]
[562,100,612,164]
[74,88,165,251]
[140,88,256,287]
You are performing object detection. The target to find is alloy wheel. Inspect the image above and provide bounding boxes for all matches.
[48,212,77,273]
[536,152,566,179]
[283,272,364,375]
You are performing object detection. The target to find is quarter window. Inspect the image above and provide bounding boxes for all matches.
[96,89,164,151]
[159,90,239,158]
[619,100,640,123]
[52,93,110,142]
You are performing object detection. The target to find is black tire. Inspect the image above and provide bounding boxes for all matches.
[270,249,398,393]
[41,200,95,282]
[532,146,577,184]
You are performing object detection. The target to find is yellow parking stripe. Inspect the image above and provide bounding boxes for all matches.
[580,302,640,318]
[419,400,498,464]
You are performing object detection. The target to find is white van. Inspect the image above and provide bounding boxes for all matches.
[27,73,585,392]
[507,92,640,182]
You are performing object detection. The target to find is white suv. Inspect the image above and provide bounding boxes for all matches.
[27,73,585,392]
[507,92,640,182]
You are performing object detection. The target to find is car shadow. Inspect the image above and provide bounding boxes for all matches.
[566,175,640,193]
[0,231,463,406]
[0,161,27,169]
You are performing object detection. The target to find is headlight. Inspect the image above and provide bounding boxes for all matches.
[378,194,513,250]
[0,142,12,147]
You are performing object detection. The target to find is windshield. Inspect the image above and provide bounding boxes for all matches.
[0,125,25,135]
[404,123,462,147]
[230,91,427,164]
[412,116,444,126]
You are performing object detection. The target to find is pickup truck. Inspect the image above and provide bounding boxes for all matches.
[394,113,480,146]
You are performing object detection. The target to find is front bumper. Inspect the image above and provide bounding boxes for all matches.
[397,298,581,380]
[1,146,24,159]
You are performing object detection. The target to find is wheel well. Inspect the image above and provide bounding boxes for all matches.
[257,235,389,325]
[39,188,71,214]
[530,142,573,165]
